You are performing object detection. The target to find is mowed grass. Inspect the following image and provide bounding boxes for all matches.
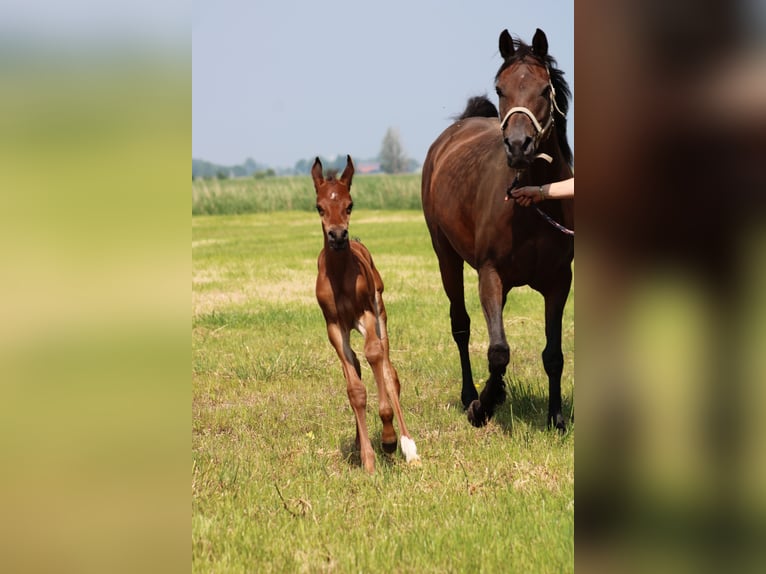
[192,209,574,573]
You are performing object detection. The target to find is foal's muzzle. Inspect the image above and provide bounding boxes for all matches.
[327,227,349,250]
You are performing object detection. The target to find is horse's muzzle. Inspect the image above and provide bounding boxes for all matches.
[504,136,534,168]
[327,228,349,250]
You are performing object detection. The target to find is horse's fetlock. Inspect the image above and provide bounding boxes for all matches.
[488,343,510,374]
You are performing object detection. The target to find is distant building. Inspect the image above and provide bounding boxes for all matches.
[356,162,381,175]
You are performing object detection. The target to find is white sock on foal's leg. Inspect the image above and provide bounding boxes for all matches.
[399,435,420,463]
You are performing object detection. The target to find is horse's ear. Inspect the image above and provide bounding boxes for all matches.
[532,28,548,58]
[499,29,515,60]
[340,154,354,188]
[311,157,324,189]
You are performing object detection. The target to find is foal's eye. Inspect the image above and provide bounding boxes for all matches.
[346,203,353,215]
[316,205,324,216]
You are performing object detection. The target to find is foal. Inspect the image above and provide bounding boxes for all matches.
[313,155,419,473]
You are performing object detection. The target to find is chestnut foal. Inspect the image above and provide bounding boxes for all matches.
[313,155,419,473]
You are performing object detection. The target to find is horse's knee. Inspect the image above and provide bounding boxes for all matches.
[364,339,385,367]
[488,342,510,375]
[347,383,367,410]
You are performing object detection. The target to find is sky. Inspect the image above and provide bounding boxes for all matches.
[2,1,187,46]
[193,0,573,169]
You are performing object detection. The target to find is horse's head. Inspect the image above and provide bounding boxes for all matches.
[495,28,563,169]
[312,155,355,251]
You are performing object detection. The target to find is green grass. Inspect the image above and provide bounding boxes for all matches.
[192,173,422,215]
[192,210,574,573]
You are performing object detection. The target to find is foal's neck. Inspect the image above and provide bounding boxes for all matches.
[323,241,355,271]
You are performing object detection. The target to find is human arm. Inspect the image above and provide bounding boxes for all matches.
[510,177,574,206]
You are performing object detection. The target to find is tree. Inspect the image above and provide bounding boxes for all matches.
[379,127,408,174]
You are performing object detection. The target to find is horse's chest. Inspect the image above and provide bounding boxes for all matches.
[324,271,371,321]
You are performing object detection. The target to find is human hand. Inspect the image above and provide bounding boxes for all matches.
[510,185,545,206]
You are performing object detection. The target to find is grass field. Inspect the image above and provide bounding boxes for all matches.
[192,173,423,215]
[192,208,574,572]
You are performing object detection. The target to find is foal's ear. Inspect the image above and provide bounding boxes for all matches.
[340,154,354,188]
[311,157,324,189]
[532,28,548,58]
[499,29,515,60]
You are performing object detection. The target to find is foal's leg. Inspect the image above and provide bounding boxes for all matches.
[364,302,397,453]
[363,305,420,463]
[433,236,476,408]
[326,322,375,473]
[467,264,509,427]
[541,267,572,432]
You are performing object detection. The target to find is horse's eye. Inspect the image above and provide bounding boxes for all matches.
[346,203,353,215]
[316,205,324,216]
[495,87,503,97]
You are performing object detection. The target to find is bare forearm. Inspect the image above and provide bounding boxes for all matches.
[510,177,574,206]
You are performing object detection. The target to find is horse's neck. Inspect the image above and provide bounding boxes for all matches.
[323,244,355,275]
[523,140,571,185]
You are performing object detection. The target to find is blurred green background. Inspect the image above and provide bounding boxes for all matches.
[0,5,189,573]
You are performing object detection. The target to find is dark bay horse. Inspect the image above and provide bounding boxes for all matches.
[313,155,419,472]
[421,28,574,430]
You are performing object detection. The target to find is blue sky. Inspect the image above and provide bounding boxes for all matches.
[193,0,573,168]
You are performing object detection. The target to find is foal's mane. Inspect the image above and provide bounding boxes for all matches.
[459,35,572,167]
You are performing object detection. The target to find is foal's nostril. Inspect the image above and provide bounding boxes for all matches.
[328,228,348,244]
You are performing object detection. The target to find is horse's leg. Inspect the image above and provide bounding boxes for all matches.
[361,309,420,464]
[433,237,476,408]
[467,264,509,427]
[367,297,397,454]
[541,267,572,432]
[326,322,375,473]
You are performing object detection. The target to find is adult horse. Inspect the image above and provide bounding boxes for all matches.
[421,28,574,429]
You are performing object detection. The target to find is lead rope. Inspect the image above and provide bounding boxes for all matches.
[505,174,575,237]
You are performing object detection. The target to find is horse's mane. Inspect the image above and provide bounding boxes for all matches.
[457,95,499,120]
[494,36,572,166]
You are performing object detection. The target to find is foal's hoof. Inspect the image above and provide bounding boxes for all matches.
[381,440,398,454]
[466,400,489,427]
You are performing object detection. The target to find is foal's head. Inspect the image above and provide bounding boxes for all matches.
[495,28,571,169]
[312,155,355,251]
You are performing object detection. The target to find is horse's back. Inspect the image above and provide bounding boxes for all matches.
[422,117,512,266]
[423,117,503,187]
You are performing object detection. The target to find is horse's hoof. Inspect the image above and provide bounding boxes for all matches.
[381,440,397,454]
[461,389,479,410]
[466,400,489,427]
[549,413,567,433]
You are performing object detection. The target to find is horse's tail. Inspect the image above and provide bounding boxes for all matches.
[457,95,498,120]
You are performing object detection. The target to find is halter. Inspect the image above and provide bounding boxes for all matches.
[498,68,563,165]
